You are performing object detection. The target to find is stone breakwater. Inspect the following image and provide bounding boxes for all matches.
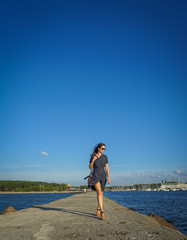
[0,192,186,240]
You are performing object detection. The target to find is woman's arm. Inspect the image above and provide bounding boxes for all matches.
[89,155,97,169]
[105,163,111,184]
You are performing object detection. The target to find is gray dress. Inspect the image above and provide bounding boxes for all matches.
[88,153,108,192]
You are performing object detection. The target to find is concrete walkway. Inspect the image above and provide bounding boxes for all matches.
[0,192,186,240]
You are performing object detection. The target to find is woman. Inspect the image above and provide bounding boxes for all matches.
[88,143,111,220]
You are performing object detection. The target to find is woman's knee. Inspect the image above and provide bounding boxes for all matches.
[97,190,103,196]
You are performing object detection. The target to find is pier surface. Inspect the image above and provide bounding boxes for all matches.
[0,192,186,240]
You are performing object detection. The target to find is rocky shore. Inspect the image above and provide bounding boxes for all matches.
[0,192,186,240]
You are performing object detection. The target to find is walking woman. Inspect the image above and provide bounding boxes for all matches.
[88,143,111,220]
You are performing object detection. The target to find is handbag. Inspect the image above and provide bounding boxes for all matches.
[88,173,93,183]
[84,154,97,184]
[84,169,93,184]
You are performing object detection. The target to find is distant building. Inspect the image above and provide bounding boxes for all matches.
[68,183,71,190]
[161,180,167,183]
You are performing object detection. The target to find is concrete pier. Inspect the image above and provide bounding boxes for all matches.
[0,192,186,240]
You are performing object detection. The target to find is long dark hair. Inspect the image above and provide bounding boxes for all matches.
[91,143,105,156]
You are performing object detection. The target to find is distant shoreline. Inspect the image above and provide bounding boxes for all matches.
[0,191,81,194]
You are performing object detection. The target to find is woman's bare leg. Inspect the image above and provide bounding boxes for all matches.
[95,182,104,212]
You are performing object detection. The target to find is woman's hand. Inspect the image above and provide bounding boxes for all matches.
[93,156,98,161]
[108,177,111,184]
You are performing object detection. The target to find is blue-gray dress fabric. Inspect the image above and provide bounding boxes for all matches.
[88,154,108,192]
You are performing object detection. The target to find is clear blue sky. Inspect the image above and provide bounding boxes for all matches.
[1,0,187,185]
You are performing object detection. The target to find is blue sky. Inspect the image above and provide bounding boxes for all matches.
[1,0,187,186]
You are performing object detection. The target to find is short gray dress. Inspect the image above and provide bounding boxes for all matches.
[88,153,108,192]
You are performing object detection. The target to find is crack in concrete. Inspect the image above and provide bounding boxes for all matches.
[33,224,54,240]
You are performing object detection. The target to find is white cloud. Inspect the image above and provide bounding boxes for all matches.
[137,172,146,177]
[174,169,182,175]
[41,151,48,157]
[25,164,43,168]
[109,169,187,185]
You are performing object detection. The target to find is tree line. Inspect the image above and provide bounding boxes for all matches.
[0,180,68,192]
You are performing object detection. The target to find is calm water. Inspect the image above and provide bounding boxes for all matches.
[0,193,75,213]
[0,191,186,235]
[104,191,187,235]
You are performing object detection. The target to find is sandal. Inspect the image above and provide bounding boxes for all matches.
[101,211,105,220]
[96,208,101,216]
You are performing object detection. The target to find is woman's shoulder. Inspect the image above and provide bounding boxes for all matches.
[102,154,108,163]
[91,153,96,157]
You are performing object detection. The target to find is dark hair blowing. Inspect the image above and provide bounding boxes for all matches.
[91,143,105,156]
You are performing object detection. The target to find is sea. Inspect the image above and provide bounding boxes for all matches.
[0,191,186,235]
[0,192,74,213]
[104,191,187,235]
